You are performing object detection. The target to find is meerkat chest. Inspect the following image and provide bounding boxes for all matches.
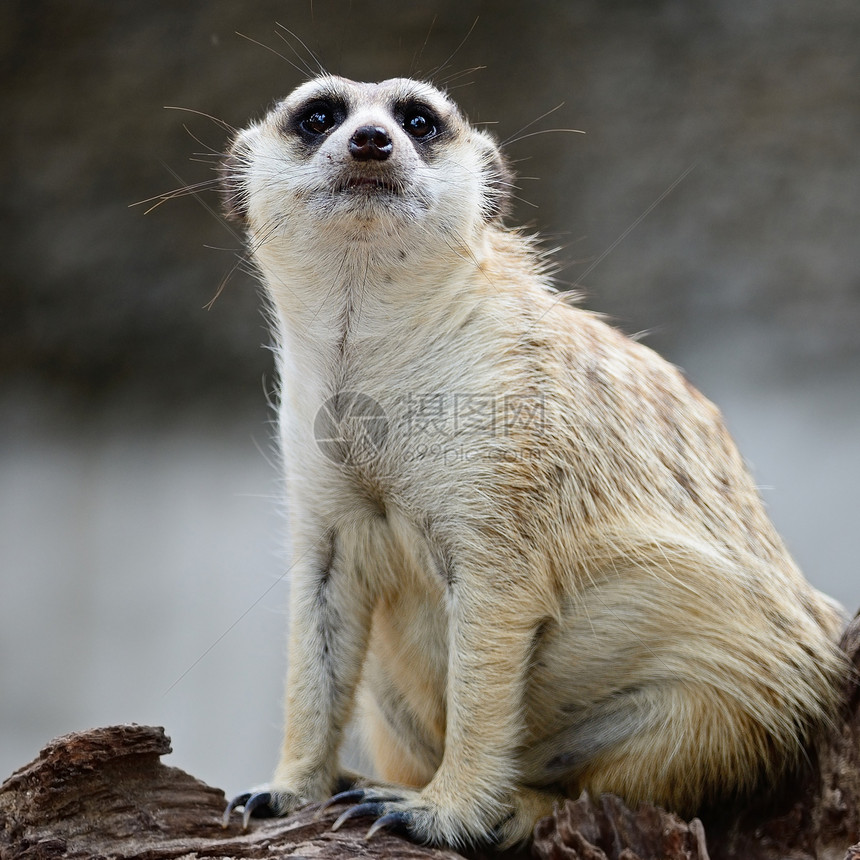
[282,311,503,499]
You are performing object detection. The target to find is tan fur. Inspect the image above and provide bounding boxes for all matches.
[221,76,846,848]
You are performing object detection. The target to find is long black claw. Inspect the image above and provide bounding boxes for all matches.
[319,787,401,817]
[366,811,413,840]
[331,801,388,831]
[242,791,276,829]
[319,787,370,813]
[222,792,251,828]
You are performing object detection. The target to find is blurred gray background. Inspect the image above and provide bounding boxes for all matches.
[1,0,858,797]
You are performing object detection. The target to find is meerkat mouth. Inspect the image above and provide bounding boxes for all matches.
[338,175,400,194]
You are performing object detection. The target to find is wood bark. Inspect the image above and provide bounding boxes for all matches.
[1,613,858,860]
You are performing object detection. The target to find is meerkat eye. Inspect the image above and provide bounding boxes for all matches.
[303,110,333,135]
[295,100,342,138]
[301,107,335,135]
[402,107,438,140]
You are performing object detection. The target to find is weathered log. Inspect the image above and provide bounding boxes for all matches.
[1,612,857,860]
[0,724,463,859]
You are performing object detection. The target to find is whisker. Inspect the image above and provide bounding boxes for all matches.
[236,30,307,78]
[435,64,487,88]
[410,14,437,79]
[504,127,586,147]
[156,160,244,244]
[181,122,223,156]
[274,22,327,77]
[204,217,286,310]
[445,79,478,93]
[203,243,243,253]
[204,258,243,311]
[511,194,540,210]
[500,102,566,147]
[428,16,479,83]
[163,105,236,134]
[576,161,699,285]
[503,161,700,357]
[131,178,221,214]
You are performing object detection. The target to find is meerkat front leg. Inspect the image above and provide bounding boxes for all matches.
[331,555,549,847]
[224,525,374,828]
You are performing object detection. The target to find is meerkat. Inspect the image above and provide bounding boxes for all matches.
[219,75,846,848]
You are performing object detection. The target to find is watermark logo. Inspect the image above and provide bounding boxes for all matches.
[313,390,548,466]
[313,391,389,465]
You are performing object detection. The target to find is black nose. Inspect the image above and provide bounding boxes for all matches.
[349,125,393,161]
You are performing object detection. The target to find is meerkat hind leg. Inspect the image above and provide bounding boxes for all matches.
[529,678,779,816]
[521,686,661,787]
[517,563,791,814]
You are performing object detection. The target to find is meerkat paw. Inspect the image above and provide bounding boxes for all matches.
[223,786,332,828]
[223,771,363,830]
[324,783,561,847]
[323,784,504,847]
[222,784,307,829]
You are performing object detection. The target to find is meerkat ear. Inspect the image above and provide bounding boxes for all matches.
[220,131,251,225]
[478,132,514,224]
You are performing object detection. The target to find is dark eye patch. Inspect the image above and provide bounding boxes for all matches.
[395,100,444,144]
[289,97,347,144]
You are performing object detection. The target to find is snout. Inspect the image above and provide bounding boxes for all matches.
[349,125,393,162]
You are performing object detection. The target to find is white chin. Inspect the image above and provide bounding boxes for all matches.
[321,191,424,222]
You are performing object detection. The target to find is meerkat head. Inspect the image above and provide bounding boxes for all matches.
[221,76,512,248]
